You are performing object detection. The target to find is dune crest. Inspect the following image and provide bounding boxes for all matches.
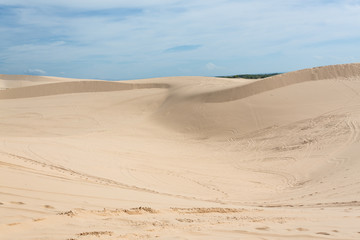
[0,74,82,90]
[199,63,360,103]
[0,80,170,99]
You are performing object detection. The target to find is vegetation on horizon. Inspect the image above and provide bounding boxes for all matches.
[218,73,281,79]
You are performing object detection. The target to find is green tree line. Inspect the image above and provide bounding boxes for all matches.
[218,73,281,79]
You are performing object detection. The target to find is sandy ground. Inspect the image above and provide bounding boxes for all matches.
[1,63,360,239]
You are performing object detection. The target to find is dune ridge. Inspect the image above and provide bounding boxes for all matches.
[3,63,359,101]
[0,74,68,81]
[0,74,82,90]
[0,80,170,99]
[198,63,360,103]
[1,63,360,240]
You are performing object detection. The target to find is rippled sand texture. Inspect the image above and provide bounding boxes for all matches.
[1,63,360,239]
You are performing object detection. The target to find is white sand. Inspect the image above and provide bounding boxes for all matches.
[1,63,360,239]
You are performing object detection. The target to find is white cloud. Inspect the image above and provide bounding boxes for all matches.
[24,69,46,75]
[206,63,218,71]
[0,0,170,9]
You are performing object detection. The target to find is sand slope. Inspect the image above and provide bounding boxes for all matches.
[1,64,360,239]
[0,74,85,90]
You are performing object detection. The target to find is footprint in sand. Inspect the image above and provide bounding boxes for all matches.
[44,205,55,209]
[77,231,113,237]
[296,227,309,231]
[256,226,269,231]
[7,222,20,226]
[10,201,25,205]
[33,218,45,222]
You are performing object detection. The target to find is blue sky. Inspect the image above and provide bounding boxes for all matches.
[0,0,360,80]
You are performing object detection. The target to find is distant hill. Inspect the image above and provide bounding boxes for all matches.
[218,73,281,79]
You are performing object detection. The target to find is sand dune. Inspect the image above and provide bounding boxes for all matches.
[1,63,360,239]
[0,79,170,99]
[198,63,360,103]
[0,74,83,90]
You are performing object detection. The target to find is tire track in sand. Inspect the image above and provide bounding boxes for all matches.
[0,151,226,204]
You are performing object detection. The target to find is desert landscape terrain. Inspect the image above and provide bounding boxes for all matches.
[1,63,360,239]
